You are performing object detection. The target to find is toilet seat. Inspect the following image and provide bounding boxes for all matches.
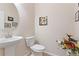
[30,44,45,52]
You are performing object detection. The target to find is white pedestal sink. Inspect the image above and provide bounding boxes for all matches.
[0,36,22,56]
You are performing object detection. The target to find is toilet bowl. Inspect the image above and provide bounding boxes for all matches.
[25,36,45,56]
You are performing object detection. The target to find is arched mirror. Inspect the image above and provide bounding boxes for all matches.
[0,3,19,38]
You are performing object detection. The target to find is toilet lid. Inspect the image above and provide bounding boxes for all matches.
[30,44,45,52]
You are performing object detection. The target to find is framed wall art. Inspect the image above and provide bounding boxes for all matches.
[39,16,48,26]
[12,22,18,28]
[75,10,79,22]
[4,23,11,28]
[8,16,14,21]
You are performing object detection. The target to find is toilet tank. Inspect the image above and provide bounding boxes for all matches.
[25,36,35,47]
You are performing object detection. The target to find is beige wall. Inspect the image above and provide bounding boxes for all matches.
[14,3,35,37]
[14,3,35,56]
[35,3,75,56]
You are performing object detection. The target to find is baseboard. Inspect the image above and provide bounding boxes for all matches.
[44,51,57,56]
[24,50,58,56]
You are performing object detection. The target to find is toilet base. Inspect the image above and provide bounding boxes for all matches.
[31,52,44,56]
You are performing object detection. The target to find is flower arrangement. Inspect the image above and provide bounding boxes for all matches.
[56,34,79,56]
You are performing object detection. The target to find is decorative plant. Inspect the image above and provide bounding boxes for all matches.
[56,34,79,56]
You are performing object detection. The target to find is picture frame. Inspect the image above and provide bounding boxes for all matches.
[4,23,11,28]
[78,3,79,7]
[8,16,14,21]
[39,16,48,26]
[12,22,18,28]
[75,10,79,22]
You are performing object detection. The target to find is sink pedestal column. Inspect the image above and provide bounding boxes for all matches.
[0,48,4,56]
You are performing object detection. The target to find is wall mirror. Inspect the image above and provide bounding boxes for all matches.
[0,3,19,37]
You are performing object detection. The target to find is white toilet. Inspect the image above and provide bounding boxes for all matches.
[25,36,45,56]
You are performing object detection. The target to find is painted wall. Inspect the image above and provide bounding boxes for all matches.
[14,3,35,56]
[35,3,75,56]
[14,3,35,37]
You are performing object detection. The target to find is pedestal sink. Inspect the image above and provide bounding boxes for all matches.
[0,36,22,56]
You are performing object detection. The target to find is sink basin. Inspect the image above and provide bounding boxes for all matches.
[0,36,22,48]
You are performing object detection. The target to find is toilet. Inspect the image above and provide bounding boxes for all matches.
[25,36,45,56]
